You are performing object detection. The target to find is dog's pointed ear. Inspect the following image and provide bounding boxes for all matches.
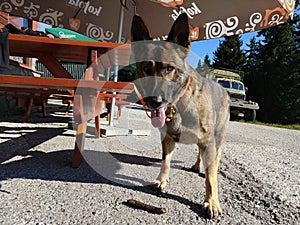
[167,13,190,49]
[131,15,151,41]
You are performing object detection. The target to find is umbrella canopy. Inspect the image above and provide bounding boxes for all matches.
[0,0,295,42]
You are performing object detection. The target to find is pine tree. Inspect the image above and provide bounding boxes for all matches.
[213,35,246,71]
[251,12,300,124]
[195,59,202,74]
[195,59,211,77]
[243,37,263,101]
[204,54,211,67]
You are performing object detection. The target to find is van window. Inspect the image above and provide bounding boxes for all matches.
[232,81,244,90]
[218,80,230,88]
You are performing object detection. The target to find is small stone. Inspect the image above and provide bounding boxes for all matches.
[275,195,282,202]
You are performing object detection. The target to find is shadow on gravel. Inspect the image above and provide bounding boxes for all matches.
[0,126,70,165]
[0,102,71,123]
[0,103,210,218]
[0,143,207,218]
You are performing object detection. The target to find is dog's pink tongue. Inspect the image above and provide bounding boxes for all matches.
[151,108,166,128]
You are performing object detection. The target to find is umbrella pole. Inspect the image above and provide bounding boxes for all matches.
[109,0,126,126]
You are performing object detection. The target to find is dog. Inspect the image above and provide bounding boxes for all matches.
[131,13,230,218]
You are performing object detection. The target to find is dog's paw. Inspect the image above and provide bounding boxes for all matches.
[202,201,222,219]
[154,179,168,190]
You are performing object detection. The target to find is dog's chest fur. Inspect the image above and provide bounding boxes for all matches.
[162,79,210,144]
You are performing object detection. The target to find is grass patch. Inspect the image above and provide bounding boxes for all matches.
[238,120,300,130]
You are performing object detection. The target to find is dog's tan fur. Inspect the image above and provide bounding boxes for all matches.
[131,13,230,218]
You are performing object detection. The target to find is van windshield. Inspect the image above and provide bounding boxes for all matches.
[232,81,244,90]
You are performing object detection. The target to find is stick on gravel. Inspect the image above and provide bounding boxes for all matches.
[126,199,167,214]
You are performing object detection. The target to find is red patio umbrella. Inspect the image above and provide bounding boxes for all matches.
[0,0,295,42]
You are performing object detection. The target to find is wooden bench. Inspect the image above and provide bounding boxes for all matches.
[0,85,72,122]
[61,67,131,119]
[103,93,131,120]
[0,74,134,167]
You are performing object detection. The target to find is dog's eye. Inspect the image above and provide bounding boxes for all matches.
[165,65,175,75]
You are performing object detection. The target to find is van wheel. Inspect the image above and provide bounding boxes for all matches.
[245,109,256,121]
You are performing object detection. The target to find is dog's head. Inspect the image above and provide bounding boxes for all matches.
[131,13,191,127]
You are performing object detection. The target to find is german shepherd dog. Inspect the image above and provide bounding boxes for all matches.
[131,13,230,218]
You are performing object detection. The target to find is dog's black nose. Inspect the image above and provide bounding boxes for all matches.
[144,96,164,109]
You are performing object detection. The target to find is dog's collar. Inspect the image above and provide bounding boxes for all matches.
[165,78,191,123]
[134,85,152,119]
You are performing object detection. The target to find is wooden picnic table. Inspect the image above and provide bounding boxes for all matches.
[8,33,130,78]
[1,34,134,167]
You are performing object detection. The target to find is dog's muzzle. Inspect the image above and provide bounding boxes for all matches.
[144,96,167,109]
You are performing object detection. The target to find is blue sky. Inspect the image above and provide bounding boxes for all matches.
[188,31,259,68]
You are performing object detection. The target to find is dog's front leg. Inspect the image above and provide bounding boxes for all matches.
[203,147,222,218]
[155,136,175,190]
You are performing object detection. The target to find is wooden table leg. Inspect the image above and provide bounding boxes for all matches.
[95,115,100,138]
[42,100,47,117]
[22,96,33,123]
[72,121,87,168]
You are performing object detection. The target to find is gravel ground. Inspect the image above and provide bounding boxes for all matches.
[0,101,299,224]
